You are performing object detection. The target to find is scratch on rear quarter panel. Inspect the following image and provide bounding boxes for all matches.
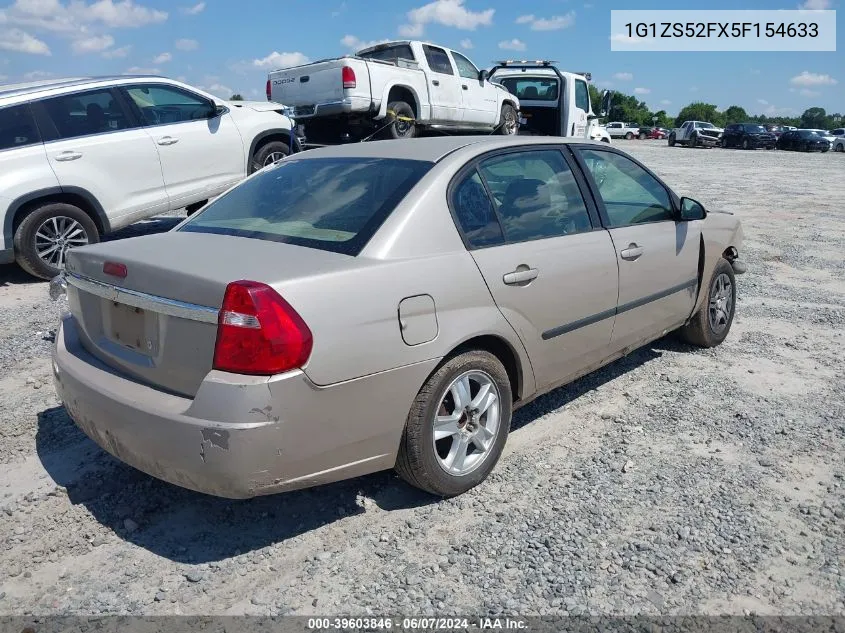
[250,405,280,422]
[201,428,230,450]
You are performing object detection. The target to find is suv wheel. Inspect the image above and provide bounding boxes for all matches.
[14,202,99,280]
[250,140,290,174]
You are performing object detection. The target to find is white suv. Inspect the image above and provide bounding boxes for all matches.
[0,76,297,279]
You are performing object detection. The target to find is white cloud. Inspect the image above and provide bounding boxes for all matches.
[460,38,472,49]
[71,33,113,53]
[517,12,575,31]
[798,0,831,8]
[252,51,310,69]
[399,0,494,37]
[790,71,837,86]
[0,0,167,33]
[498,38,526,51]
[634,87,650,95]
[23,69,52,79]
[200,82,233,98]
[764,104,796,116]
[331,2,347,18]
[610,33,645,44]
[152,51,171,63]
[689,86,699,92]
[0,74,7,81]
[124,65,160,74]
[660,99,671,105]
[800,88,821,97]
[340,35,390,51]
[102,44,130,57]
[0,28,51,55]
[613,72,633,81]
[181,1,205,15]
[175,38,198,50]
[757,99,768,105]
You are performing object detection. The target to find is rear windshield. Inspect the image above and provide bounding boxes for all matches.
[359,45,415,63]
[499,78,559,102]
[179,157,432,255]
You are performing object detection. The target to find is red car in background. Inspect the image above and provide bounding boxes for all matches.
[648,127,668,139]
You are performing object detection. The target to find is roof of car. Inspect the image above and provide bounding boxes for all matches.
[287,136,595,163]
[0,75,167,101]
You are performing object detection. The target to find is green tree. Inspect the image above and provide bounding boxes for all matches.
[230,94,244,101]
[608,92,651,126]
[675,102,723,127]
[650,110,673,129]
[722,105,748,125]
[800,107,827,128]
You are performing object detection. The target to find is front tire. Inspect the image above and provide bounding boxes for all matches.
[14,202,100,280]
[385,101,417,140]
[678,258,737,348]
[668,134,676,147]
[250,140,291,174]
[395,350,512,497]
[690,133,698,148]
[497,103,518,136]
[742,138,750,150]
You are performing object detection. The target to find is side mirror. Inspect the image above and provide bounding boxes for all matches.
[600,89,612,117]
[479,69,490,82]
[212,103,228,118]
[679,197,706,221]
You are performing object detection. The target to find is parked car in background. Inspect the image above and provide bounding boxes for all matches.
[489,61,610,141]
[0,76,297,279]
[668,121,723,148]
[721,123,777,150]
[646,127,667,139]
[831,128,845,152]
[765,124,785,138]
[803,129,836,145]
[776,129,831,152]
[589,125,611,143]
[605,122,641,139]
[50,136,745,499]
[268,40,519,144]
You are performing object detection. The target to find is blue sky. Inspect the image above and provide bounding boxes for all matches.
[1,0,842,116]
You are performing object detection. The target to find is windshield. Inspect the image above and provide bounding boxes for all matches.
[744,124,767,133]
[698,122,715,129]
[499,78,559,102]
[179,157,432,255]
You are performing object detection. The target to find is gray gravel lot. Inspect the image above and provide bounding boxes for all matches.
[0,142,843,616]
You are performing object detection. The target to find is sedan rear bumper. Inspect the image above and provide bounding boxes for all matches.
[53,315,436,498]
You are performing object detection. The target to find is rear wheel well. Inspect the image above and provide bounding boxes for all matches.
[450,335,522,402]
[13,192,105,236]
[386,86,418,118]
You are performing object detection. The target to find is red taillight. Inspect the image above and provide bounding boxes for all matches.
[265,79,271,101]
[103,261,127,278]
[341,65,356,89]
[213,280,312,376]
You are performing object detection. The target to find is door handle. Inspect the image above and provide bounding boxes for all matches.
[157,136,179,146]
[503,267,539,285]
[54,151,82,162]
[620,243,644,261]
[462,84,468,90]
[432,79,440,86]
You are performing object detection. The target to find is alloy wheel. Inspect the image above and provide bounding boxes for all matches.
[708,273,733,334]
[34,216,89,269]
[262,151,287,166]
[432,370,501,476]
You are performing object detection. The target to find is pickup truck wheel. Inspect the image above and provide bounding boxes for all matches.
[625,132,634,140]
[250,140,290,174]
[14,202,99,280]
[668,135,676,147]
[678,258,736,348]
[385,101,417,140]
[395,350,512,497]
[497,104,518,135]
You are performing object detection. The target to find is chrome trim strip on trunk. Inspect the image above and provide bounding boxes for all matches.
[66,272,219,324]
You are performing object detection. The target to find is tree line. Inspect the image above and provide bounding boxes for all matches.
[588,85,843,130]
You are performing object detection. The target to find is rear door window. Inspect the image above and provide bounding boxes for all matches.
[423,45,455,75]
[180,157,432,255]
[37,89,133,140]
[0,104,40,151]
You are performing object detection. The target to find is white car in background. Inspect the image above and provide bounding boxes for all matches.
[802,129,836,146]
[590,125,611,143]
[0,76,296,279]
[831,128,845,152]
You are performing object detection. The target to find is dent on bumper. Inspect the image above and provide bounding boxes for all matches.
[53,315,437,498]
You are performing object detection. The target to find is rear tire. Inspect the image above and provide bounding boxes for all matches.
[625,132,634,140]
[497,103,518,136]
[385,101,417,140]
[14,202,100,280]
[678,258,736,348]
[395,350,512,497]
[250,140,290,174]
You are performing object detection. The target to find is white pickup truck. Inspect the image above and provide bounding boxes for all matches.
[267,40,519,145]
[604,122,641,139]
[668,121,724,148]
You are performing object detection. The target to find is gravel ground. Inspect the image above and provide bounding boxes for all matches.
[0,142,843,617]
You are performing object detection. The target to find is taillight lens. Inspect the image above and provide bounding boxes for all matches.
[213,280,312,376]
[265,79,271,101]
[341,65,356,89]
